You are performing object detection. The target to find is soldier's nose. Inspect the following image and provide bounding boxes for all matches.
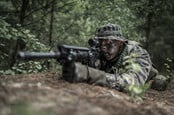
[101,46,107,51]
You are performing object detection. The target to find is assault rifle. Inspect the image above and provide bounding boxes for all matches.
[17,38,100,68]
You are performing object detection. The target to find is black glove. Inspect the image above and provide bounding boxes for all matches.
[62,62,88,82]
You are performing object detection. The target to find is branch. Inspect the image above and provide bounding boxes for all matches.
[24,1,54,19]
[21,9,51,27]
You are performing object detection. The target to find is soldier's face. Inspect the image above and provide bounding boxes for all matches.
[100,39,123,61]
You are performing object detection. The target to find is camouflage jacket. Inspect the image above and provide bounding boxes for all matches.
[99,41,158,90]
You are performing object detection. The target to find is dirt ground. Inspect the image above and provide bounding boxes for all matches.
[0,72,173,115]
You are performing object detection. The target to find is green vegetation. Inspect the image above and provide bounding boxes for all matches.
[125,83,150,101]
[0,0,173,75]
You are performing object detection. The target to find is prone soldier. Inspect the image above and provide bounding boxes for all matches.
[62,23,168,91]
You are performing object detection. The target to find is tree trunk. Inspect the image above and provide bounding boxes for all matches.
[47,0,56,69]
[49,0,55,46]
[20,0,29,25]
[145,0,154,51]
[145,13,152,51]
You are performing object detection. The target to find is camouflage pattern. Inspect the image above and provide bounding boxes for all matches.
[99,41,158,90]
[96,23,127,41]
[92,23,159,90]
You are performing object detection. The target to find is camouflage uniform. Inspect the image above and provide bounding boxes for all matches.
[98,40,158,90]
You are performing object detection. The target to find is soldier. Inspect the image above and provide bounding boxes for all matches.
[62,23,167,91]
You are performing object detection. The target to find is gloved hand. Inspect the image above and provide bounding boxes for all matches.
[62,62,88,82]
[62,62,117,88]
[87,67,109,86]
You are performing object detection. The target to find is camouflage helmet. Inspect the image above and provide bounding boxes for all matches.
[96,23,127,41]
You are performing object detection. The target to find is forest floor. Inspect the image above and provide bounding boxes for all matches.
[0,72,173,115]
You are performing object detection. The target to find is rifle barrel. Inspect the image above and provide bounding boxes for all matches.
[17,51,60,60]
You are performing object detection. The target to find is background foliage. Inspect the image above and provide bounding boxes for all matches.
[0,0,173,74]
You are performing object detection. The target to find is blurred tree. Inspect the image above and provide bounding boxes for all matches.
[126,0,174,71]
[0,0,173,73]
